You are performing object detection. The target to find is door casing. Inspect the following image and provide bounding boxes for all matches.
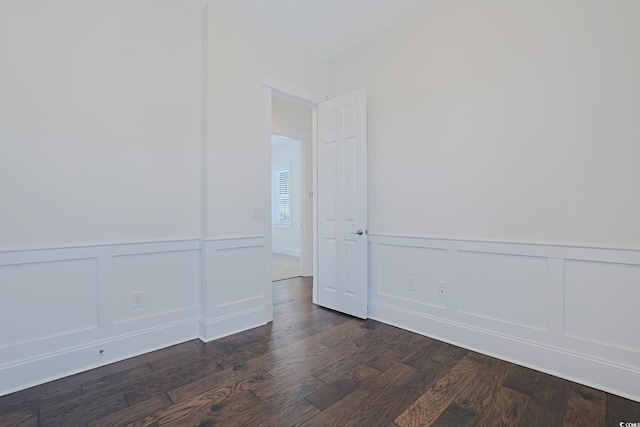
[263,76,326,320]
[264,76,368,320]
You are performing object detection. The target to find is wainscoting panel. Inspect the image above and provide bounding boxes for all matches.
[373,243,447,311]
[200,237,268,342]
[457,251,548,331]
[564,259,640,353]
[368,234,640,401]
[0,257,99,358]
[111,250,200,326]
[0,240,200,397]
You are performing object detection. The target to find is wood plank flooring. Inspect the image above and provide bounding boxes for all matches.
[1,276,639,426]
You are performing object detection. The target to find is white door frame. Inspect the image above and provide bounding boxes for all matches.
[263,75,326,319]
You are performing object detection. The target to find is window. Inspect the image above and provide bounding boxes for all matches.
[273,162,292,226]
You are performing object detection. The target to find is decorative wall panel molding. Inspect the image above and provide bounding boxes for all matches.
[0,240,201,397]
[368,234,640,401]
[200,237,269,342]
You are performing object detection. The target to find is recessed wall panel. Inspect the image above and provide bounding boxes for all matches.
[0,258,98,347]
[376,244,447,309]
[457,251,547,331]
[211,245,265,309]
[565,260,640,352]
[112,250,199,324]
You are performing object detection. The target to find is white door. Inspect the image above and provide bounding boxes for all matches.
[317,89,368,319]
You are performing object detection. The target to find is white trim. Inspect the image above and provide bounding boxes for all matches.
[111,306,198,326]
[0,239,202,397]
[264,86,275,322]
[312,107,319,304]
[368,233,640,254]
[272,246,301,257]
[263,74,326,105]
[370,302,640,402]
[200,5,209,239]
[368,233,640,402]
[0,238,201,255]
[0,319,198,397]
[198,307,266,343]
[263,78,326,308]
[204,236,264,243]
[201,237,268,341]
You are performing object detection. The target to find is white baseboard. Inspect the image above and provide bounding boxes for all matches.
[199,307,267,342]
[0,239,202,397]
[201,237,270,342]
[368,234,640,402]
[271,246,301,257]
[370,301,640,402]
[0,319,198,397]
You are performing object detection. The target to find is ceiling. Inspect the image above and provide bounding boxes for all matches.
[209,0,440,60]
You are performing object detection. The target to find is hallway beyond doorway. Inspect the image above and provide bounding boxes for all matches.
[272,253,300,281]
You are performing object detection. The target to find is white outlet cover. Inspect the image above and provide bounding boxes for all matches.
[131,291,143,308]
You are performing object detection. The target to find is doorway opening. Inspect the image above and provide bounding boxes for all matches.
[270,96,313,282]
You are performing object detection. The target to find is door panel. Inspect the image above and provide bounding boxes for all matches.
[317,89,367,319]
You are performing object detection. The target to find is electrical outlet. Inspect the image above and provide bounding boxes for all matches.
[438,281,447,297]
[131,291,143,308]
[408,276,416,291]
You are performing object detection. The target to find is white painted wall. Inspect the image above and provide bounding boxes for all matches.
[199,5,326,340]
[204,5,326,240]
[328,0,640,249]
[0,0,202,250]
[327,0,640,400]
[271,135,301,256]
[0,0,203,396]
[6,0,638,402]
[0,1,327,394]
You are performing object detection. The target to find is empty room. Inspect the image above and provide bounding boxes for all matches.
[1,0,639,425]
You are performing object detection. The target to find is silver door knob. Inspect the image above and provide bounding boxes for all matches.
[351,229,365,236]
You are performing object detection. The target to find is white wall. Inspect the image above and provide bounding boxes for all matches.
[204,6,326,239]
[0,0,202,250]
[271,136,301,256]
[0,0,327,395]
[328,0,640,400]
[6,0,638,402]
[199,5,326,340]
[0,0,203,396]
[328,0,640,249]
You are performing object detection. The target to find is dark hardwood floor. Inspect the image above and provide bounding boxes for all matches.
[1,276,639,426]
